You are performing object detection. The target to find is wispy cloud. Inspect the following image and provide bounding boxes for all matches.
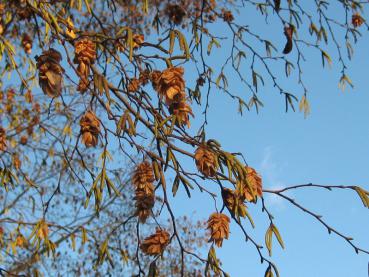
[259,146,290,210]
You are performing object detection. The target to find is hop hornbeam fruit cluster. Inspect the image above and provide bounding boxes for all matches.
[37,221,49,240]
[36,49,64,97]
[12,154,21,170]
[151,67,193,127]
[116,33,144,52]
[194,145,219,177]
[132,34,144,49]
[79,111,100,147]
[207,212,230,247]
[15,233,27,248]
[132,161,156,223]
[74,38,97,92]
[140,228,170,255]
[154,67,185,105]
[165,4,186,25]
[21,34,32,54]
[222,9,234,22]
[352,13,364,28]
[0,127,6,151]
[127,78,141,93]
[221,188,247,218]
[242,166,263,202]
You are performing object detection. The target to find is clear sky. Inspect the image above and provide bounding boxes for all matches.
[167,4,369,277]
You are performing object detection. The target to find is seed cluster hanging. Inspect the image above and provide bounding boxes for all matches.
[140,228,170,255]
[79,111,101,148]
[74,38,97,93]
[35,49,64,97]
[132,161,156,223]
[207,212,230,247]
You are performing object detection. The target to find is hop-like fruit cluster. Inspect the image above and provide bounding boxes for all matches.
[151,67,194,127]
[207,213,230,247]
[79,111,100,147]
[242,166,263,202]
[21,34,32,54]
[36,49,64,97]
[132,161,156,222]
[221,188,247,218]
[169,101,194,128]
[222,10,234,22]
[0,127,6,151]
[37,221,49,240]
[74,38,97,92]
[132,34,144,49]
[139,70,150,86]
[15,234,27,248]
[140,228,170,255]
[19,135,28,145]
[150,70,161,92]
[156,67,186,105]
[352,13,364,28]
[165,4,186,25]
[13,154,21,170]
[134,185,155,223]
[194,146,218,177]
[127,78,140,93]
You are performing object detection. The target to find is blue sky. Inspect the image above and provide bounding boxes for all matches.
[167,4,369,277]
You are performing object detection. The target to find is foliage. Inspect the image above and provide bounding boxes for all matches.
[0,0,368,276]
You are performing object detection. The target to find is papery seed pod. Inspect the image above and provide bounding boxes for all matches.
[33,103,41,113]
[155,67,186,105]
[0,4,5,15]
[132,161,155,190]
[140,228,170,255]
[221,188,247,218]
[207,212,230,247]
[194,145,218,177]
[0,127,6,151]
[242,166,263,202]
[79,111,100,147]
[12,154,21,170]
[20,135,28,145]
[24,90,33,103]
[15,234,27,248]
[7,89,15,102]
[127,78,140,92]
[74,38,96,65]
[139,70,150,86]
[165,4,186,25]
[74,38,96,89]
[21,33,32,54]
[222,10,234,22]
[169,100,194,128]
[77,78,89,93]
[17,10,32,21]
[132,161,156,222]
[132,34,144,49]
[37,221,49,239]
[150,70,161,92]
[352,13,364,28]
[134,183,155,222]
[26,125,34,136]
[35,49,64,97]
